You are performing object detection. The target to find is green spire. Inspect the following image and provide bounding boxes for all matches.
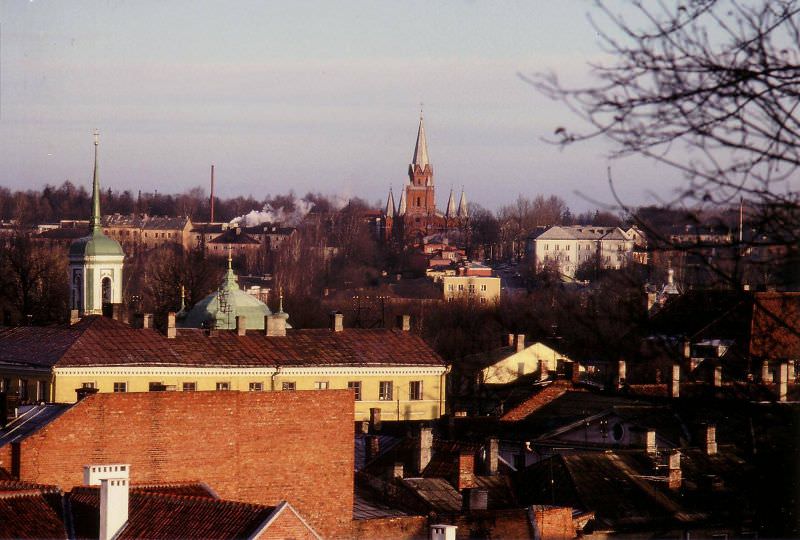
[90,129,102,233]
[222,244,238,289]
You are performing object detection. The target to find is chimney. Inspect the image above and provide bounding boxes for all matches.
[515,334,525,353]
[142,313,153,330]
[75,387,99,402]
[430,524,458,540]
[462,488,488,512]
[111,304,123,321]
[391,462,404,479]
[667,451,681,490]
[570,361,581,384]
[397,314,411,332]
[454,451,475,491]
[616,359,627,390]
[788,361,796,382]
[83,464,130,540]
[506,333,515,347]
[166,312,176,339]
[777,362,789,402]
[265,314,287,337]
[369,407,382,432]
[484,438,499,476]
[355,421,369,435]
[365,435,380,463]
[417,427,433,474]
[761,360,772,383]
[70,309,81,325]
[669,363,680,398]
[645,430,657,455]
[330,311,344,332]
[235,315,247,336]
[704,424,717,455]
[682,340,691,359]
[712,365,722,388]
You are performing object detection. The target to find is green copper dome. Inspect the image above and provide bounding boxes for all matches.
[178,263,288,331]
[69,230,125,258]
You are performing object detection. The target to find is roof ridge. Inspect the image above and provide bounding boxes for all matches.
[132,489,274,510]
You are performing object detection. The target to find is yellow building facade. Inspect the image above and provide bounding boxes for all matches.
[442,275,501,304]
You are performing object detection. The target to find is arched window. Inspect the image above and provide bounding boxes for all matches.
[102,277,112,305]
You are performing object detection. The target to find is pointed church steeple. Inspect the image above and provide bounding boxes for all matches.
[385,188,396,218]
[90,129,102,232]
[397,188,407,216]
[445,188,456,218]
[411,113,430,169]
[457,190,468,218]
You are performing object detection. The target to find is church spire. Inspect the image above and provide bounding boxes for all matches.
[445,188,456,218]
[385,187,396,218]
[397,188,407,216]
[457,189,468,218]
[90,129,102,233]
[411,114,429,169]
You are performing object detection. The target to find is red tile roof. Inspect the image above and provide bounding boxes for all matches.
[750,292,800,359]
[69,487,277,539]
[500,381,577,422]
[0,489,66,539]
[0,315,446,369]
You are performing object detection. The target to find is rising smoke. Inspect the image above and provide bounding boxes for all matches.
[229,199,315,227]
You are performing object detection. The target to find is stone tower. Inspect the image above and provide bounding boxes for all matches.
[68,131,125,316]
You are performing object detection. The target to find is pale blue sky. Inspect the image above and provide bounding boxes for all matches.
[0,0,681,213]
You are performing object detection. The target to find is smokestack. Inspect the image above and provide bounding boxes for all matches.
[417,427,433,475]
[516,334,525,353]
[667,451,681,490]
[166,312,176,339]
[83,464,130,540]
[669,364,680,398]
[265,314,286,337]
[330,311,344,332]
[616,359,627,390]
[484,438,499,476]
[777,362,789,402]
[704,424,717,455]
[397,314,411,332]
[210,164,215,222]
[235,315,247,336]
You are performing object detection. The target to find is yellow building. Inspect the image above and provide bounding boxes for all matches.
[0,313,448,422]
[442,275,501,305]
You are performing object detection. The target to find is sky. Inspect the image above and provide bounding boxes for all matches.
[0,0,685,214]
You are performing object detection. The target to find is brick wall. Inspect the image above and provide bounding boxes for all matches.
[15,391,353,538]
[531,506,576,540]
[352,516,427,540]
[0,443,10,475]
[257,504,321,540]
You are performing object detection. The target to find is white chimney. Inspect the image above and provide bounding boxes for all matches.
[616,359,627,390]
[235,315,247,336]
[265,314,286,337]
[645,430,657,455]
[777,362,789,402]
[669,364,680,398]
[705,424,717,455]
[667,451,681,490]
[83,464,130,540]
[166,312,176,339]
[713,365,722,388]
[761,360,772,383]
[430,524,457,540]
[417,427,433,475]
[330,311,344,332]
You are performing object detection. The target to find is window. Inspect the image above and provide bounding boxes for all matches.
[481,284,487,291]
[458,284,464,291]
[468,284,475,292]
[555,244,559,250]
[82,382,95,389]
[0,378,8,392]
[480,297,487,304]
[379,381,393,401]
[416,197,421,206]
[36,381,47,401]
[565,255,570,262]
[215,382,230,391]
[19,380,28,401]
[348,381,362,401]
[544,244,549,250]
[448,284,454,291]
[149,382,165,392]
[182,382,196,392]
[113,382,127,393]
[409,381,423,400]
[282,382,296,391]
[566,245,570,250]
[249,382,263,392]
[314,381,329,390]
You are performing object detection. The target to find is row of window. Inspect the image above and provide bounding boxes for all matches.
[446,284,488,292]
[97,380,425,400]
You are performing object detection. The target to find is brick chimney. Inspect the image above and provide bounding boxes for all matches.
[265,314,286,337]
[83,464,130,540]
[453,451,475,491]
[777,362,789,402]
[506,333,515,347]
[667,451,681,490]
[235,315,247,336]
[75,387,99,402]
[365,435,380,463]
[166,312,176,339]
[330,311,344,332]
[484,438,499,476]
[704,424,717,455]
[616,359,626,390]
[669,364,680,398]
[570,361,581,384]
[417,427,433,474]
[369,407,382,432]
[515,334,525,353]
[397,314,411,332]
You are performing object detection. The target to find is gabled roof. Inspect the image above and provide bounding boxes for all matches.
[208,228,260,245]
[0,489,67,539]
[0,316,446,369]
[141,216,191,230]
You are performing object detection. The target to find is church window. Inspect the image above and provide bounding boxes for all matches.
[409,381,423,400]
[348,381,362,401]
[379,381,393,401]
[102,277,112,305]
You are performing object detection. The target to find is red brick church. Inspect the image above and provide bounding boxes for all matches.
[382,114,468,245]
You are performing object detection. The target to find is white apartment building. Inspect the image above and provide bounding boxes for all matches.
[527,225,642,279]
